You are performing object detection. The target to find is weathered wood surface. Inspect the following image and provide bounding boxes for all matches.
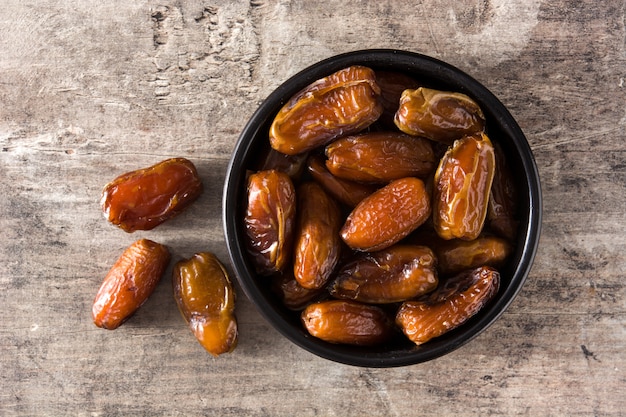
[1,1,625,416]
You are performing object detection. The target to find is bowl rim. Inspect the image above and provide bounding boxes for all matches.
[223,48,542,367]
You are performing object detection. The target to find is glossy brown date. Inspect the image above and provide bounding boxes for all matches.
[269,65,383,155]
[101,158,203,232]
[272,271,325,311]
[244,170,296,275]
[341,177,431,252]
[431,236,512,276]
[293,182,343,289]
[172,252,238,356]
[394,87,486,144]
[488,142,519,240]
[92,239,170,330]
[329,245,438,304]
[433,133,495,241]
[301,300,394,345]
[395,266,500,345]
[325,132,436,183]
[307,155,376,208]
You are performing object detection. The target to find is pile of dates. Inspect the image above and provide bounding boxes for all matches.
[244,65,519,346]
[92,158,238,357]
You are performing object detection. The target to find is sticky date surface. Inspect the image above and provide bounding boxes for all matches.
[293,182,342,289]
[341,177,431,251]
[433,133,495,240]
[330,245,438,304]
[92,239,170,330]
[325,132,435,183]
[101,158,203,232]
[395,87,485,144]
[172,252,238,356]
[301,300,394,345]
[307,155,376,208]
[269,66,383,155]
[244,170,296,275]
[396,266,500,345]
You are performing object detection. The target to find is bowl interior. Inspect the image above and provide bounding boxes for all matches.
[223,49,541,367]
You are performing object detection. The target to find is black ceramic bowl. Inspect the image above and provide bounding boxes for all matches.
[223,49,541,367]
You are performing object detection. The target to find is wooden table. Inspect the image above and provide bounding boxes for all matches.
[1,1,624,415]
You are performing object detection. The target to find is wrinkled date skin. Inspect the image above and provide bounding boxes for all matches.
[431,236,512,276]
[244,170,297,275]
[330,245,438,304]
[293,182,343,289]
[396,266,500,345]
[341,177,431,252]
[433,133,495,241]
[92,239,170,330]
[172,252,238,356]
[101,158,203,232]
[307,155,376,208]
[301,300,394,345]
[272,271,325,311]
[488,142,520,241]
[269,66,383,155]
[394,87,486,145]
[325,132,435,183]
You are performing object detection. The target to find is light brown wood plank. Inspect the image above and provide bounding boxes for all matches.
[1,0,624,415]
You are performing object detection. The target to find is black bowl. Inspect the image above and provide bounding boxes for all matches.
[223,49,542,367]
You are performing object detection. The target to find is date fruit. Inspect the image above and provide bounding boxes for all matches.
[330,245,438,304]
[395,87,485,144]
[341,177,431,252]
[244,170,296,275]
[431,236,512,276]
[433,133,495,241]
[396,266,500,345]
[488,142,519,241]
[258,147,309,181]
[269,66,383,155]
[307,155,376,208]
[325,132,435,183]
[172,252,238,356]
[92,239,170,330]
[272,271,325,311]
[301,300,394,345]
[101,158,203,232]
[375,70,421,128]
[293,182,342,289]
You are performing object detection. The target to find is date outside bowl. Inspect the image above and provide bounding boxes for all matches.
[223,49,542,367]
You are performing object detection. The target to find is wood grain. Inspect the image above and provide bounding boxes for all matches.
[1,0,625,416]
